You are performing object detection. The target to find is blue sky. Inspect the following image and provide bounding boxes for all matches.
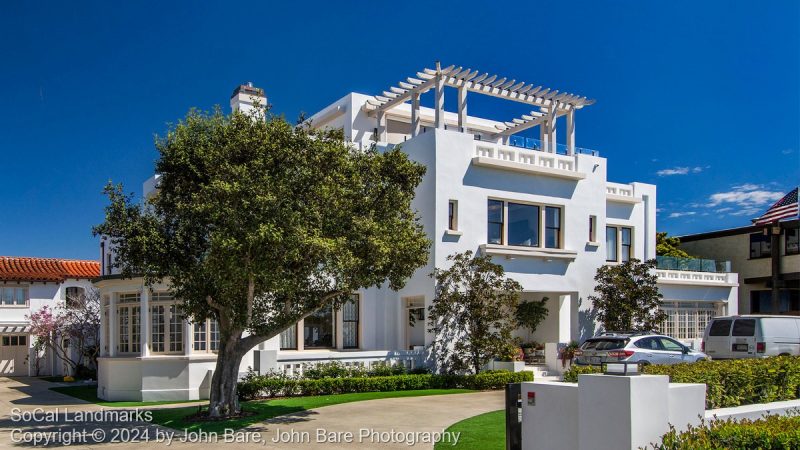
[1,1,798,260]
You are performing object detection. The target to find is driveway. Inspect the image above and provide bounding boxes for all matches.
[0,377,503,448]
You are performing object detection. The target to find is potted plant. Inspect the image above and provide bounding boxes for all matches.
[491,341,526,372]
[558,341,580,368]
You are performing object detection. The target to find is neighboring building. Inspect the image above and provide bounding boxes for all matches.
[0,256,99,376]
[679,219,799,315]
[96,65,738,400]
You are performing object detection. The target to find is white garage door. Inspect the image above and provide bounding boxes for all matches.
[0,335,29,376]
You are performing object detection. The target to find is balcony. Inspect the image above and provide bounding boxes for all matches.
[606,182,642,204]
[472,142,586,181]
[508,136,600,157]
[655,256,737,286]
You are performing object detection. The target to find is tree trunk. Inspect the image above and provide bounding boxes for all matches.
[207,332,246,418]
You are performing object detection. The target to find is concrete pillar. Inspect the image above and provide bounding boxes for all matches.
[540,123,549,153]
[548,114,557,153]
[411,93,420,137]
[376,110,387,142]
[558,294,571,343]
[109,295,117,357]
[434,71,445,130]
[99,297,107,357]
[566,110,575,155]
[184,320,193,356]
[457,86,467,132]
[140,288,150,357]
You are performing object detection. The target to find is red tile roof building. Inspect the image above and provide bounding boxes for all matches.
[0,256,100,283]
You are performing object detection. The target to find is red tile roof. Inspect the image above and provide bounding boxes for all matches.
[0,256,100,283]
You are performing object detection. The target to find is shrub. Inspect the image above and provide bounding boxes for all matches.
[561,356,800,408]
[651,415,800,450]
[237,369,533,400]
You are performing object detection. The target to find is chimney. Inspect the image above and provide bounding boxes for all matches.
[230,82,267,115]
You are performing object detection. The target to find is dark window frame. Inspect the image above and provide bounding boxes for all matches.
[620,227,633,262]
[487,199,505,245]
[342,294,360,349]
[749,232,771,259]
[606,226,618,262]
[545,206,562,249]
[786,226,799,256]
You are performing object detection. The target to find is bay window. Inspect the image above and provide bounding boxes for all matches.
[488,199,562,249]
[150,292,184,354]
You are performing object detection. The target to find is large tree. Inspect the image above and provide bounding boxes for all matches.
[428,251,522,374]
[94,108,429,417]
[589,258,666,332]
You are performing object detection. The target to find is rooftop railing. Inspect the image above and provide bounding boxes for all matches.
[655,256,731,274]
[508,136,600,157]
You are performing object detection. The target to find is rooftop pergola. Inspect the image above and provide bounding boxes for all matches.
[363,63,595,155]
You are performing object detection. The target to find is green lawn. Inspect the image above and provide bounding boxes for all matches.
[152,389,474,434]
[436,409,504,450]
[50,385,205,408]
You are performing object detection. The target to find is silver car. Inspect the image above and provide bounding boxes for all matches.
[574,332,708,367]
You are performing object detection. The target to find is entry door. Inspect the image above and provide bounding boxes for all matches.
[0,335,29,376]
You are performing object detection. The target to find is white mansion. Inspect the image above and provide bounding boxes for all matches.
[95,65,738,401]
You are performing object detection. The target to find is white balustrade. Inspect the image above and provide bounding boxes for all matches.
[474,143,577,172]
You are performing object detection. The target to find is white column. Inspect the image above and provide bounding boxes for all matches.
[411,93,420,137]
[548,113,558,153]
[109,295,117,357]
[566,110,575,155]
[434,70,445,130]
[184,320,193,356]
[376,110,387,142]
[140,288,150,357]
[457,86,467,132]
[99,297,106,357]
[558,294,571,343]
[540,122,549,153]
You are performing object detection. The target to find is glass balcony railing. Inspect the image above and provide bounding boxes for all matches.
[508,136,600,156]
[656,256,731,273]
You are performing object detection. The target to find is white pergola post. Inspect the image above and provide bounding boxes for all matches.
[457,86,467,132]
[566,110,575,155]
[109,295,117,357]
[376,110,387,142]
[411,92,420,137]
[434,63,445,130]
[184,320,193,356]
[548,113,558,153]
[140,287,150,357]
[540,122,549,153]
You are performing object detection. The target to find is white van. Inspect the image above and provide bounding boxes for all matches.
[702,315,800,359]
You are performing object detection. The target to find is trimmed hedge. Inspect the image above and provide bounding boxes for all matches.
[651,415,800,450]
[563,356,800,409]
[238,370,533,400]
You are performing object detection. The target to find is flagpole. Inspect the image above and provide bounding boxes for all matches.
[769,222,781,315]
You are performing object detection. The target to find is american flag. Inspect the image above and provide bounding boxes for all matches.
[753,187,799,225]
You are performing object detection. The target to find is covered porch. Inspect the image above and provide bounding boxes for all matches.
[513,291,578,376]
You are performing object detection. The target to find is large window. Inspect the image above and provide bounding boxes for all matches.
[64,287,85,309]
[749,232,771,258]
[304,304,335,348]
[786,226,799,255]
[0,286,27,306]
[487,199,504,244]
[149,292,184,354]
[193,318,220,353]
[488,199,562,249]
[660,301,717,340]
[606,226,633,262]
[280,324,297,350]
[342,295,359,349]
[117,293,140,354]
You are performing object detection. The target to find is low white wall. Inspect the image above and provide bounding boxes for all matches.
[98,356,217,401]
[705,399,800,422]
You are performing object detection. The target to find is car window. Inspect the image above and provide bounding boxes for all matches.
[732,319,756,337]
[658,338,684,352]
[709,319,732,336]
[582,338,627,350]
[634,337,659,350]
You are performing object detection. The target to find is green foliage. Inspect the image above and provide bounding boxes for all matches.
[515,297,549,334]
[238,370,533,400]
[589,258,666,332]
[651,415,800,450]
[93,107,430,415]
[656,232,693,258]
[301,361,407,379]
[428,251,523,374]
[562,356,800,408]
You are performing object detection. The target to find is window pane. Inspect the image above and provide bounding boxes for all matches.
[15,288,26,305]
[787,227,799,255]
[193,322,207,351]
[487,200,504,244]
[18,335,26,346]
[709,319,731,336]
[732,319,756,337]
[169,305,183,352]
[151,305,165,353]
[621,227,632,262]
[659,338,683,352]
[545,206,561,249]
[606,227,618,261]
[343,296,359,349]
[280,324,297,350]
[209,320,219,351]
[2,288,12,305]
[508,203,539,247]
[304,304,335,348]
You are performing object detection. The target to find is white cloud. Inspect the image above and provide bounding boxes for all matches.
[715,207,733,213]
[782,149,794,155]
[668,211,696,218]
[708,185,784,208]
[657,166,707,176]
